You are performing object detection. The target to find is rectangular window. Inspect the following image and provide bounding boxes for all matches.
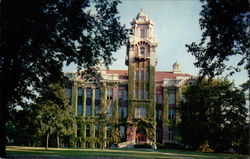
[135,88,139,99]
[77,104,83,116]
[119,107,122,117]
[168,127,174,141]
[77,95,83,116]
[145,90,149,99]
[77,124,81,137]
[86,88,92,98]
[168,92,176,104]
[95,125,99,137]
[119,90,123,100]
[158,110,162,120]
[123,90,127,100]
[146,70,149,80]
[182,94,186,103]
[140,89,144,99]
[135,70,139,80]
[86,125,90,137]
[66,88,72,98]
[135,107,146,118]
[107,88,113,100]
[168,110,175,120]
[157,94,163,104]
[123,107,127,117]
[86,105,91,116]
[95,105,100,115]
[95,88,100,116]
[95,88,100,100]
[108,105,112,117]
[78,88,83,96]
[140,70,144,80]
[119,126,125,139]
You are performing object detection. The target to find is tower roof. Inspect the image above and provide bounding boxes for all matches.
[134,8,151,24]
[136,9,148,19]
[173,61,180,67]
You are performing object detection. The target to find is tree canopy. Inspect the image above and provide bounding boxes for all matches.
[177,79,248,153]
[34,83,76,149]
[186,0,249,78]
[0,0,128,157]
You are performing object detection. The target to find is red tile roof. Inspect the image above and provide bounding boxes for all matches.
[105,70,128,76]
[155,71,191,81]
[105,70,192,81]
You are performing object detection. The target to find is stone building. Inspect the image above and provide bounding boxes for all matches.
[65,10,194,148]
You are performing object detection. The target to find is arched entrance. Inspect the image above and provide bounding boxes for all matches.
[136,127,146,143]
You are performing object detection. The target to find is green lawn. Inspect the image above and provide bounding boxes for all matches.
[6,146,248,159]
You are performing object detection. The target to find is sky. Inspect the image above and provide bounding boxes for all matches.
[63,0,248,86]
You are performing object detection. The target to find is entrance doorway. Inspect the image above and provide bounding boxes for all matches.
[136,128,146,143]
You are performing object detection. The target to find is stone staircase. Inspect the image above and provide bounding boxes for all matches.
[118,141,135,148]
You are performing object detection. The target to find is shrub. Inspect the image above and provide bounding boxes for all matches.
[156,143,166,149]
[134,143,152,148]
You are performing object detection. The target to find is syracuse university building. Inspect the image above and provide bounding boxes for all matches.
[65,10,194,148]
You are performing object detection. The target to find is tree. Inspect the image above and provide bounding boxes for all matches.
[177,79,248,152]
[0,0,128,157]
[186,0,249,77]
[34,83,76,149]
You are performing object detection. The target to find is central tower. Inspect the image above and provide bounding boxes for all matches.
[126,9,158,144]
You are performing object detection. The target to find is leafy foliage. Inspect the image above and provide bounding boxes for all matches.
[177,79,248,153]
[186,0,249,77]
[34,83,76,148]
[0,0,128,157]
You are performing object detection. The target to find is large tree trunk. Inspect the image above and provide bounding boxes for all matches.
[0,102,7,158]
[46,132,49,149]
[0,57,13,158]
[56,135,60,148]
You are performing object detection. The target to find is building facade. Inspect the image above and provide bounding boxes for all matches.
[65,10,194,148]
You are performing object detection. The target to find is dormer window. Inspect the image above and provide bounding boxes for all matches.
[140,47,145,56]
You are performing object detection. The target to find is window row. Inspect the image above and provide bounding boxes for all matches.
[77,88,101,99]
[156,92,176,105]
[135,70,149,81]
[135,89,149,99]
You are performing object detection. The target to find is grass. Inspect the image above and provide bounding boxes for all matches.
[6,146,248,159]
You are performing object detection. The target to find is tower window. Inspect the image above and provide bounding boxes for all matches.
[146,70,149,80]
[135,107,146,118]
[135,70,139,80]
[135,88,139,99]
[140,70,144,80]
[140,47,145,56]
[140,28,146,38]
